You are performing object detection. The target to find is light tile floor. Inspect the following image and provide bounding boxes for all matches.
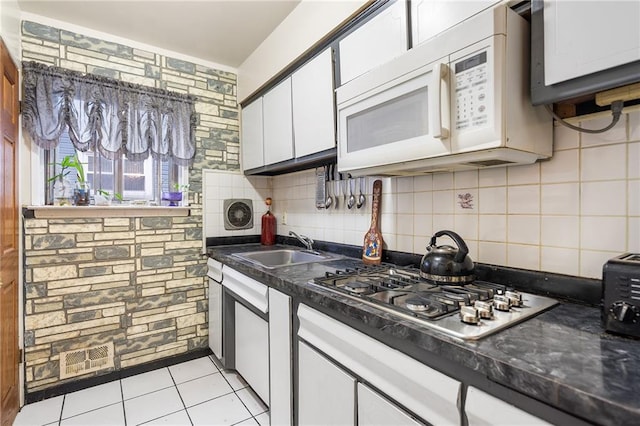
[14,356,270,426]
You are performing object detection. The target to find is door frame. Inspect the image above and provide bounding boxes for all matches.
[0,34,21,425]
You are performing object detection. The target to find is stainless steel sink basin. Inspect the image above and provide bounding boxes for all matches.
[232,249,340,268]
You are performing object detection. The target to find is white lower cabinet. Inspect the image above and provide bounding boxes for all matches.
[465,386,552,426]
[358,383,422,426]
[207,258,223,360]
[268,288,292,425]
[234,302,269,403]
[298,340,356,426]
[297,304,461,425]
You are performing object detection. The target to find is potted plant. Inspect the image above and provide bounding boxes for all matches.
[68,154,89,206]
[48,155,75,205]
[49,154,89,205]
[162,183,189,206]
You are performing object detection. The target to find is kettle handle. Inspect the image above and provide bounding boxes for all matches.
[429,230,469,263]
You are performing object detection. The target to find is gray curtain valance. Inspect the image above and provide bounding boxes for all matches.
[22,61,197,165]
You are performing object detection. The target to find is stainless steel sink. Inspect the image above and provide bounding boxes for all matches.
[232,249,340,268]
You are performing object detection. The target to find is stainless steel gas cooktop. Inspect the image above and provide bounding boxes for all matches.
[309,263,558,341]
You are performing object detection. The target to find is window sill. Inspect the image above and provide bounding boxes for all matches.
[24,205,191,219]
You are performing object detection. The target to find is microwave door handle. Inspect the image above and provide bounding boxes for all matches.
[430,62,449,139]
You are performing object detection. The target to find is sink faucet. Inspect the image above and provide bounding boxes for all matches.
[289,231,314,251]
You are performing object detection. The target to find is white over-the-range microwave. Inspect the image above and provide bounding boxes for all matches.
[336,4,552,176]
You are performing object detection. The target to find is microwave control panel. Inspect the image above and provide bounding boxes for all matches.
[454,51,489,132]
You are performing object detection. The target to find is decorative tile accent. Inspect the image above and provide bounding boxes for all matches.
[457,192,474,210]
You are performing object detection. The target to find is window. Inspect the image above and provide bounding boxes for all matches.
[45,131,184,205]
[22,61,196,206]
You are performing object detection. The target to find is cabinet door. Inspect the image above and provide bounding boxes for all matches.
[208,278,223,360]
[465,386,552,426]
[263,77,294,165]
[357,383,422,426]
[292,48,335,158]
[298,304,460,425]
[298,341,356,426]
[411,0,499,46]
[269,288,292,426]
[241,98,264,171]
[339,0,407,85]
[543,0,640,85]
[235,302,269,404]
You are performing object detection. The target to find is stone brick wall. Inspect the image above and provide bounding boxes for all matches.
[21,21,238,392]
[23,216,207,392]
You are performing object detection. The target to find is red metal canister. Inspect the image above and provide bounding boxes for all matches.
[261,198,276,245]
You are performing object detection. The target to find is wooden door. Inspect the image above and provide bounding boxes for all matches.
[0,37,19,426]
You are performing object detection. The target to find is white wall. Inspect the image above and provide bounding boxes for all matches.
[0,0,21,62]
[237,0,367,101]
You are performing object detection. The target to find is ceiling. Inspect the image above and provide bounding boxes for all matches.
[17,0,302,68]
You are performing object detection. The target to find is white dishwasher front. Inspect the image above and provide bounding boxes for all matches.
[234,301,269,403]
[222,266,270,405]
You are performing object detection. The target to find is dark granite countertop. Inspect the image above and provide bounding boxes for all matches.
[208,243,640,426]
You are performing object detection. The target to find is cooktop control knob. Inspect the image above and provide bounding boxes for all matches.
[459,305,480,325]
[474,300,494,319]
[505,290,523,307]
[493,294,511,312]
[610,301,638,323]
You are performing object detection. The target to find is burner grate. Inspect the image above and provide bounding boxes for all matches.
[309,262,559,340]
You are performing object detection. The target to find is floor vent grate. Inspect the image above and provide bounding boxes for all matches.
[59,342,114,379]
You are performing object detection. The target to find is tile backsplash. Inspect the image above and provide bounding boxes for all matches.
[205,112,640,279]
[203,170,271,239]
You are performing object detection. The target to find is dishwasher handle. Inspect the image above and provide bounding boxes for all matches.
[207,257,223,282]
[222,266,269,314]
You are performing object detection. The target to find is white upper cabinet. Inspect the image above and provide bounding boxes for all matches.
[263,77,294,165]
[543,0,640,85]
[292,48,336,158]
[411,0,499,46]
[339,0,408,85]
[241,98,264,171]
[465,386,552,426]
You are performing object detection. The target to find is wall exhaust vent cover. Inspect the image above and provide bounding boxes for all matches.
[59,342,114,379]
[224,199,254,230]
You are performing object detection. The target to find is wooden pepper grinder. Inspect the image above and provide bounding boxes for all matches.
[362,180,383,264]
[261,197,276,245]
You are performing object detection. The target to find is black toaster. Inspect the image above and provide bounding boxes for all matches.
[602,253,640,338]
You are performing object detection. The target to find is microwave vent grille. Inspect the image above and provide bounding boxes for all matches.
[465,159,515,167]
